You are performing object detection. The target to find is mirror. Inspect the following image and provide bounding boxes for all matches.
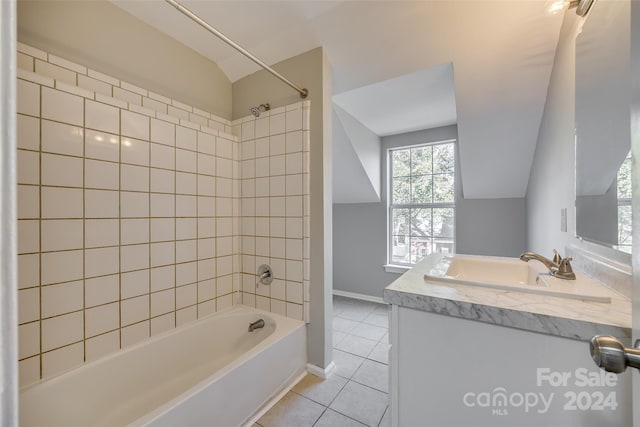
[575,0,632,253]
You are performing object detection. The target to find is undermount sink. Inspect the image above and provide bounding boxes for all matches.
[424,254,612,303]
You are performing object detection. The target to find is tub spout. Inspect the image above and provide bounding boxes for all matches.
[248,319,265,332]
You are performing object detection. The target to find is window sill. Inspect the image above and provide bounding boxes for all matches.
[383,264,412,274]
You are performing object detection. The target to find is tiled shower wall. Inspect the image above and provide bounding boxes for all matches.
[231,104,311,322]
[16,43,242,386]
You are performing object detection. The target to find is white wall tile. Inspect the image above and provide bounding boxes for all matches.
[150,218,175,243]
[18,288,40,324]
[85,247,119,278]
[121,321,149,348]
[150,265,175,292]
[18,254,40,289]
[150,193,175,217]
[176,262,197,286]
[42,187,83,219]
[42,342,83,379]
[197,279,215,301]
[121,138,150,166]
[176,148,196,173]
[121,164,149,192]
[269,133,287,156]
[17,79,40,116]
[121,218,150,245]
[176,305,197,326]
[197,238,215,259]
[270,113,285,135]
[42,312,83,351]
[122,110,149,140]
[121,269,150,299]
[151,118,175,146]
[176,195,197,217]
[41,219,83,252]
[286,302,303,320]
[121,295,149,326]
[285,109,303,132]
[197,131,215,154]
[85,129,119,162]
[42,87,83,126]
[151,313,175,336]
[151,289,174,317]
[198,176,215,197]
[41,281,83,318]
[85,159,119,190]
[35,59,77,84]
[17,149,39,185]
[151,241,175,267]
[85,219,119,248]
[174,127,197,151]
[120,191,149,218]
[41,120,83,157]
[85,274,119,307]
[86,100,119,134]
[175,172,197,195]
[85,190,119,218]
[150,168,175,194]
[120,244,149,272]
[285,131,303,154]
[18,185,39,219]
[113,87,142,106]
[77,74,112,96]
[255,117,269,138]
[176,283,196,309]
[19,322,40,359]
[17,220,39,254]
[86,330,120,362]
[85,303,119,337]
[17,114,40,150]
[216,138,233,159]
[176,240,197,263]
[150,143,175,170]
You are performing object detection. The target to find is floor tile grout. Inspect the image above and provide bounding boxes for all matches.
[259,296,390,427]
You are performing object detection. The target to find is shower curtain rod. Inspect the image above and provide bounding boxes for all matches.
[165,0,309,99]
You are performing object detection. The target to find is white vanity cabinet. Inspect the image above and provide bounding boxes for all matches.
[384,255,633,427]
[388,305,631,427]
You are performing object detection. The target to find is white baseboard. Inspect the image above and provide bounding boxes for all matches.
[306,361,336,379]
[333,289,385,305]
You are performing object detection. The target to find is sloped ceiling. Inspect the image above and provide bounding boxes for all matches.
[113,0,565,199]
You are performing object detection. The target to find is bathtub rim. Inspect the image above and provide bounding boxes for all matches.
[19,304,304,395]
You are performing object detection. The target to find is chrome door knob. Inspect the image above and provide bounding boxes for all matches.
[590,335,640,373]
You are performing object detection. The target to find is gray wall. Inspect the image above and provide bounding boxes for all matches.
[233,47,334,371]
[17,0,232,118]
[334,125,527,299]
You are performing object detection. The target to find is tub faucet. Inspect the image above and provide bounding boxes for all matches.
[248,319,265,332]
[519,250,576,280]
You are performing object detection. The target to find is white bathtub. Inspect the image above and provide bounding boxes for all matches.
[19,305,307,427]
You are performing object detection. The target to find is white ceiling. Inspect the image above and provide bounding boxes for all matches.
[113,0,565,199]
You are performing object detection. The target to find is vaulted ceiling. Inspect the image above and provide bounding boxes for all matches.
[113,0,565,199]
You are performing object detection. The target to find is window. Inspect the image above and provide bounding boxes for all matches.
[388,141,456,266]
[616,150,632,253]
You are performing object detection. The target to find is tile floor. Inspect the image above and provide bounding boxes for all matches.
[255,296,391,427]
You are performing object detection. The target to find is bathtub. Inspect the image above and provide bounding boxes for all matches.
[19,305,307,427]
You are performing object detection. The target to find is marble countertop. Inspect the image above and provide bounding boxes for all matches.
[383,254,632,342]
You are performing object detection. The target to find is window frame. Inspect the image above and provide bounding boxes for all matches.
[387,139,457,268]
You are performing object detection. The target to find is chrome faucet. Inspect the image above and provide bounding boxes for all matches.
[519,249,576,280]
[248,319,265,332]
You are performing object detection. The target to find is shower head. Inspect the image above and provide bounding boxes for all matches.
[250,103,270,118]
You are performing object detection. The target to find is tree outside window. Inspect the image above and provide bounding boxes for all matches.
[389,141,456,266]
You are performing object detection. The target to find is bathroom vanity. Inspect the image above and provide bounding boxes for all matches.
[383,253,632,427]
